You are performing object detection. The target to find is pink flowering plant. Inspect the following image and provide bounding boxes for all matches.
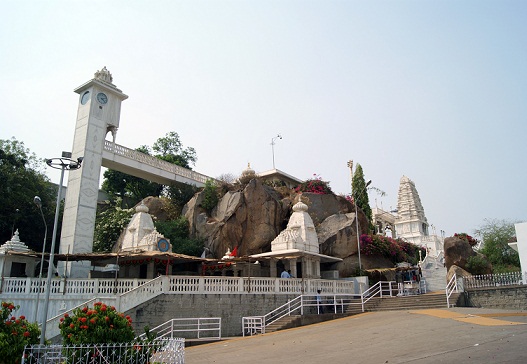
[454,233,479,247]
[360,234,425,265]
[0,302,40,364]
[295,174,333,195]
[59,302,135,345]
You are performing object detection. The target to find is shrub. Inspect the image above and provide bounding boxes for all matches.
[360,234,425,265]
[295,174,332,195]
[201,179,219,214]
[59,302,135,345]
[0,302,40,364]
[454,233,479,247]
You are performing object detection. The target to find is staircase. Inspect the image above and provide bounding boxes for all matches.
[421,255,448,292]
[346,292,461,315]
[264,315,302,333]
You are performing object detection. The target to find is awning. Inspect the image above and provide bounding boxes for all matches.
[249,249,342,263]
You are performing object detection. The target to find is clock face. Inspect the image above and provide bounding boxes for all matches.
[96,92,108,104]
[157,238,170,252]
[80,91,90,105]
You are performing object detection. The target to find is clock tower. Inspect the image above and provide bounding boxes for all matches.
[59,67,128,277]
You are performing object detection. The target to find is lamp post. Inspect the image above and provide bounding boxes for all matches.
[33,196,47,323]
[271,134,282,169]
[40,152,82,344]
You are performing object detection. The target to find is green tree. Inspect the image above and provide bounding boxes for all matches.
[151,131,197,169]
[0,138,57,253]
[201,179,219,214]
[474,219,520,273]
[155,217,204,256]
[93,202,134,252]
[352,164,373,232]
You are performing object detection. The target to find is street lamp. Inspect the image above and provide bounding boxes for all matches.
[40,152,82,344]
[271,134,282,169]
[33,196,47,323]
[354,179,371,273]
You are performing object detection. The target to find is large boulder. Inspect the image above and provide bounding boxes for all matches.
[183,179,290,258]
[444,236,492,276]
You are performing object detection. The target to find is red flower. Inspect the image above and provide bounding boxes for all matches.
[82,307,88,313]
[80,317,87,323]
[19,315,25,320]
[70,324,75,329]
[90,318,96,325]
[23,331,30,337]
[60,318,64,322]
[100,306,107,312]
[64,313,69,318]
[8,304,15,310]
[5,321,11,326]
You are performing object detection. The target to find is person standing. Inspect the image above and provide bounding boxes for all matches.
[281,269,291,278]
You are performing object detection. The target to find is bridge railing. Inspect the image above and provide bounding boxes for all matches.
[104,141,210,184]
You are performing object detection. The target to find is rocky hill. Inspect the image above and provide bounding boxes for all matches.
[180,178,388,276]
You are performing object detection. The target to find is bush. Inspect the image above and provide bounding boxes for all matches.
[93,202,134,252]
[295,174,332,195]
[59,302,135,345]
[201,179,219,214]
[360,234,425,265]
[0,302,40,364]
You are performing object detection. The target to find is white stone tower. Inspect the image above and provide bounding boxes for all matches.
[394,175,429,245]
[59,67,128,277]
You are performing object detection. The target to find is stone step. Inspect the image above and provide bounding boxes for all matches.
[265,315,302,333]
[345,293,460,314]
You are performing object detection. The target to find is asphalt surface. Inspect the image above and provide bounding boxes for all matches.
[185,308,527,364]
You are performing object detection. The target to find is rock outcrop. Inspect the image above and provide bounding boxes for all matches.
[444,235,492,279]
[182,179,372,267]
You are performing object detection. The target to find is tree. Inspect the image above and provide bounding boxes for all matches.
[352,164,373,232]
[0,302,40,364]
[151,131,197,169]
[474,219,520,273]
[93,202,134,252]
[0,138,57,253]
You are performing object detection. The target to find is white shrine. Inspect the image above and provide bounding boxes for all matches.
[251,195,341,278]
[394,176,444,258]
[0,230,38,278]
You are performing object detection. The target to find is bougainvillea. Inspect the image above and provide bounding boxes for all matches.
[59,302,135,345]
[360,234,426,265]
[0,302,40,364]
[454,233,479,247]
[295,174,333,195]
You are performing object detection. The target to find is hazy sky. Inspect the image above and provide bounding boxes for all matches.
[1,0,526,237]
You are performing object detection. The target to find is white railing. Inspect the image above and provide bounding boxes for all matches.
[1,276,355,298]
[242,293,361,336]
[446,274,458,308]
[138,318,221,341]
[104,140,211,185]
[0,277,150,295]
[462,271,525,290]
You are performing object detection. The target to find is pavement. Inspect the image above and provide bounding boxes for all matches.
[185,307,527,364]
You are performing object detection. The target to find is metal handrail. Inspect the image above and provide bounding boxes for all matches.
[137,317,221,341]
[446,273,458,308]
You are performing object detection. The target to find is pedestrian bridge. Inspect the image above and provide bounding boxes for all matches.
[102,140,210,187]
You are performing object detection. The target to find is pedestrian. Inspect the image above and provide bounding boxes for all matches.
[281,269,291,278]
[316,290,324,314]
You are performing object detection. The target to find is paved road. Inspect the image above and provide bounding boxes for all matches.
[186,308,527,364]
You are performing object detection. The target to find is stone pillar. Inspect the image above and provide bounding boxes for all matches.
[270,258,277,278]
[290,258,298,278]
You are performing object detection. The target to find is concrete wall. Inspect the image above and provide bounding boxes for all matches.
[463,286,527,310]
[126,293,299,337]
